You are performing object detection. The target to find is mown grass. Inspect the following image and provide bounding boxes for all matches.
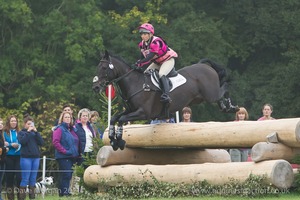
[31,191,300,200]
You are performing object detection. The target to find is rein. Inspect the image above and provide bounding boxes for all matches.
[100,58,147,104]
[99,59,135,85]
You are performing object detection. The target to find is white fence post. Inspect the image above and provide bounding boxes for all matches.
[42,156,46,181]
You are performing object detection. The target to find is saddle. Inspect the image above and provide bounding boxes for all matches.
[149,69,186,92]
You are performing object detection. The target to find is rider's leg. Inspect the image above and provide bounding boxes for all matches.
[159,58,174,77]
[160,75,172,103]
[159,58,175,103]
[144,63,159,73]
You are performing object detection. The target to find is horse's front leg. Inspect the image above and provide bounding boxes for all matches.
[115,123,126,150]
[109,113,124,151]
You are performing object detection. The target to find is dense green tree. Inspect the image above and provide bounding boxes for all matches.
[0,0,105,110]
[1,0,299,123]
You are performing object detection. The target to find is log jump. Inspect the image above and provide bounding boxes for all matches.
[84,160,294,189]
[97,146,230,166]
[102,118,300,148]
[83,118,300,191]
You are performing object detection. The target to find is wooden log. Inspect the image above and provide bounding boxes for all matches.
[97,146,230,166]
[266,132,279,143]
[103,118,300,148]
[251,142,300,162]
[84,160,294,189]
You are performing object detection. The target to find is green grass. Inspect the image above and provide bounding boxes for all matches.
[30,192,300,200]
[141,192,300,200]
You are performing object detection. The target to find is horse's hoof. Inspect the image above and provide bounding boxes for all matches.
[112,145,119,151]
[118,140,126,150]
[110,139,119,151]
[226,106,239,113]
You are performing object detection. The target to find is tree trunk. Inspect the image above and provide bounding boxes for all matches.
[102,118,300,148]
[97,146,230,166]
[84,160,294,189]
[251,142,300,162]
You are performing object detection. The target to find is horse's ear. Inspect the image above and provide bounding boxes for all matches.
[104,50,109,59]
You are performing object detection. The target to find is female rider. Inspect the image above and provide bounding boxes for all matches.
[135,23,178,104]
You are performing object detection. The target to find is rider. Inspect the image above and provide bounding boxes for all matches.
[135,23,178,104]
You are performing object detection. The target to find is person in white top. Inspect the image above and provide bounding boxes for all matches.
[75,108,95,167]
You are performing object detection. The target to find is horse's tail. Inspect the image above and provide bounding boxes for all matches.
[199,58,227,85]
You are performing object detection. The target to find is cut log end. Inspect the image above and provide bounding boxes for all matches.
[96,146,112,166]
[271,160,294,189]
[296,121,300,142]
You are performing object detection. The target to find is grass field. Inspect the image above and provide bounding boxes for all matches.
[18,192,299,200]
[2,187,299,200]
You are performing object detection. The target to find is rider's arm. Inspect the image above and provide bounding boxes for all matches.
[136,52,156,66]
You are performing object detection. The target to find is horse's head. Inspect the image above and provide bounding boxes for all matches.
[93,50,118,93]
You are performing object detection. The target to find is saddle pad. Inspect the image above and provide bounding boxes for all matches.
[151,74,187,92]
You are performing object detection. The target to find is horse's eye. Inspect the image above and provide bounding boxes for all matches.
[93,76,99,83]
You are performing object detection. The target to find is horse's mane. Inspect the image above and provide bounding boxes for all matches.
[110,54,131,67]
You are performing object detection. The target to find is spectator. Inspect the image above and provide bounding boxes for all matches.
[229,107,250,162]
[234,107,249,121]
[53,104,76,126]
[181,107,192,122]
[3,115,21,200]
[18,115,44,200]
[150,118,175,124]
[75,108,95,166]
[89,111,103,139]
[0,118,8,200]
[52,111,79,197]
[257,103,275,121]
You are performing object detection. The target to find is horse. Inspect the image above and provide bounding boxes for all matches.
[92,50,239,150]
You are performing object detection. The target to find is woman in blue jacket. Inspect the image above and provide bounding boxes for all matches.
[52,111,79,197]
[3,115,21,200]
[75,108,95,166]
[0,118,8,200]
[18,115,44,200]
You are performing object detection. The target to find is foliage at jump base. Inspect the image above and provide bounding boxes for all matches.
[77,173,293,199]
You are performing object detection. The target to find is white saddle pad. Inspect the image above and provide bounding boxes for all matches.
[151,73,186,92]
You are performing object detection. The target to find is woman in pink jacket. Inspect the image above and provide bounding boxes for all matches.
[135,23,178,104]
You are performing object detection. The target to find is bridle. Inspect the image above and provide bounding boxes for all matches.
[94,56,142,105]
[98,57,135,87]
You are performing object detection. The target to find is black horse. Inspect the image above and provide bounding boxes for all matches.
[93,50,239,150]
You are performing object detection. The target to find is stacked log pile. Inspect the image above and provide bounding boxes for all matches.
[84,118,300,191]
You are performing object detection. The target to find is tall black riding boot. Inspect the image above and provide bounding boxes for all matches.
[159,75,172,104]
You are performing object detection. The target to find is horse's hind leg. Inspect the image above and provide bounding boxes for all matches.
[217,83,239,113]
